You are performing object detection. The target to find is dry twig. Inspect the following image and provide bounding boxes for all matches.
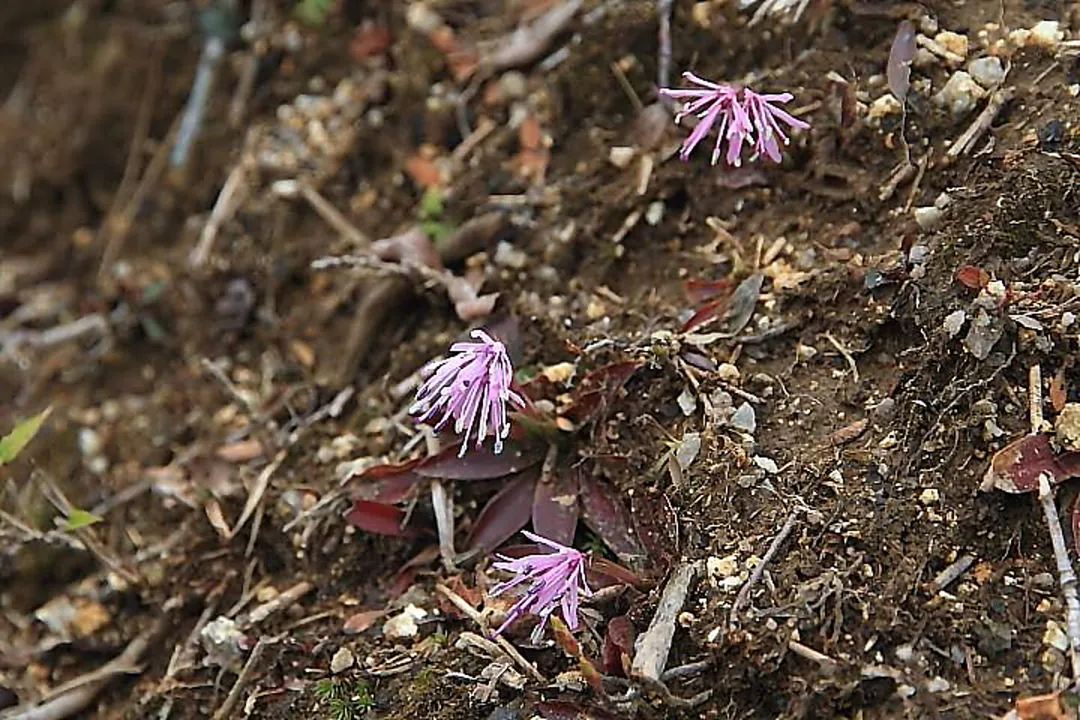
[435,584,545,682]
[1038,472,1080,683]
[2,622,161,720]
[729,509,799,626]
[946,87,1015,159]
[212,635,280,720]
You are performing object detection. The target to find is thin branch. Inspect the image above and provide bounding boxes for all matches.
[435,584,545,682]
[212,635,279,720]
[1038,472,1080,683]
[946,87,1015,158]
[4,622,160,720]
[729,509,799,626]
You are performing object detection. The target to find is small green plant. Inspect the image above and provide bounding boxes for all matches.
[417,187,455,243]
[294,0,337,27]
[0,408,51,466]
[313,677,374,720]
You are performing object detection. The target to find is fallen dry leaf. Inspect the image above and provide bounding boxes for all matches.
[343,608,387,634]
[215,438,264,463]
[405,154,444,188]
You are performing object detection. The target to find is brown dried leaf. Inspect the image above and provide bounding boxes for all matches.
[981,434,1080,493]
[343,609,387,634]
[349,20,391,60]
[533,466,580,545]
[549,614,582,657]
[601,615,635,676]
[215,439,264,463]
[405,154,444,188]
[465,467,540,552]
[204,499,231,538]
[955,264,990,290]
[827,418,869,446]
[1014,691,1071,720]
[1051,367,1068,413]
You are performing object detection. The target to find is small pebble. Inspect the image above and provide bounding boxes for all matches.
[1029,20,1063,48]
[967,56,1005,88]
[934,71,986,121]
[730,402,757,433]
[494,241,527,269]
[943,310,967,338]
[753,455,779,474]
[934,31,969,60]
[1043,620,1069,652]
[919,488,940,505]
[77,428,103,457]
[914,206,942,231]
[1055,403,1080,451]
[707,555,739,579]
[330,646,355,674]
[383,604,426,640]
[716,363,741,382]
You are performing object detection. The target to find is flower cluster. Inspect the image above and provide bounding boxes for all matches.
[410,329,525,456]
[660,71,809,167]
[489,531,592,643]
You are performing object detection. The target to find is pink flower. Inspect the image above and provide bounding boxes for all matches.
[741,89,810,164]
[659,72,809,166]
[489,531,592,643]
[410,329,525,457]
[659,72,751,166]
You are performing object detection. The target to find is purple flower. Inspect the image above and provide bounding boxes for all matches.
[659,71,809,166]
[659,72,751,166]
[741,89,810,164]
[410,329,525,457]
[489,531,592,643]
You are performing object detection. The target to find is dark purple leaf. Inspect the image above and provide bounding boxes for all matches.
[888,21,916,102]
[485,315,524,365]
[630,491,678,568]
[344,501,420,537]
[601,615,635,676]
[579,474,644,561]
[416,440,543,480]
[466,466,540,552]
[533,466,580,545]
[566,361,642,424]
[982,434,1080,493]
[680,298,727,333]
[354,473,423,503]
[724,273,764,334]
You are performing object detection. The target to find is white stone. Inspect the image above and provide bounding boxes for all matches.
[1029,20,1063,48]
[914,206,942,231]
[968,57,1005,88]
[383,604,427,640]
[934,71,986,120]
[330,646,355,674]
